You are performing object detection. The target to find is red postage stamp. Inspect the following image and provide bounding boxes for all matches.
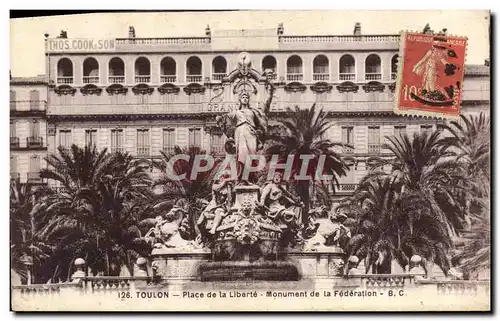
[394,32,468,118]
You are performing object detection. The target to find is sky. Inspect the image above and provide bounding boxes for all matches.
[9,10,490,77]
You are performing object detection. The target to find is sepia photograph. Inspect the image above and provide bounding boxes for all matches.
[9,10,491,312]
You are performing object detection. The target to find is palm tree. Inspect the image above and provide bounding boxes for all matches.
[339,176,452,274]
[444,113,491,279]
[265,104,349,229]
[10,179,52,284]
[153,146,220,240]
[38,145,152,278]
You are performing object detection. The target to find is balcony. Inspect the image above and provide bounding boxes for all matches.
[162,146,175,155]
[212,73,226,82]
[339,73,355,81]
[135,76,151,83]
[211,145,226,155]
[337,183,359,193]
[83,76,99,84]
[186,75,202,83]
[287,73,303,82]
[10,137,20,148]
[27,172,42,183]
[10,101,47,117]
[160,75,176,83]
[137,147,150,157]
[109,76,125,84]
[27,137,43,148]
[368,144,381,154]
[10,172,20,181]
[365,73,382,81]
[110,147,124,153]
[313,73,329,81]
[57,77,74,84]
[342,146,354,154]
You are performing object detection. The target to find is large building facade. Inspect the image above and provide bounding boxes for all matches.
[10,76,48,184]
[41,23,490,195]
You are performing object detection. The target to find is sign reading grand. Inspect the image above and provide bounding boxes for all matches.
[47,38,116,52]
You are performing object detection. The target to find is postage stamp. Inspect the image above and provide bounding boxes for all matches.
[394,32,468,119]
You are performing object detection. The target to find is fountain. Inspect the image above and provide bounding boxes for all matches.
[147,52,347,283]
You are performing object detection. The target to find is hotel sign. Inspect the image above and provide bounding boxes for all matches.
[47,38,116,52]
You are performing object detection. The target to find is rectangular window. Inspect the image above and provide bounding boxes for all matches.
[163,128,176,153]
[29,156,40,173]
[394,125,407,137]
[368,126,381,153]
[10,156,18,174]
[30,120,40,137]
[189,128,201,147]
[59,130,72,148]
[10,90,16,110]
[111,129,124,153]
[30,90,40,110]
[436,124,445,133]
[10,122,15,138]
[420,125,433,135]
[211,133,225,154]
[342,126,354,153]
[85,129,97,147]
[137,129,150,156]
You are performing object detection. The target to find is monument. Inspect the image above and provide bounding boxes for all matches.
[148,52,347,282]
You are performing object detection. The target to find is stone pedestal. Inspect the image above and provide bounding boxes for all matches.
[150,248,211,280]
[287,248,345,278]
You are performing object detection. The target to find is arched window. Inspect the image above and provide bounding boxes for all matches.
[83,57,99,84]
[339,55,355,81]
[108,57,125,83]
[313,55,329,81]
[287,55,303,81]
[212,56,227,81]
[391,55,399,80]
[57,58,73,84]
[134,57,151,83]
[160,57,177,83]
[186,56,202,83]
[365,54,382,81]
[262,55,277,80]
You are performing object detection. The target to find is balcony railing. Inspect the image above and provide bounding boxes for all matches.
[10,100,47,112]
[160,75,176,83]
[313,73,330,81]
[10,172,20,181]
[186,75,202,83]
[391,72,397,80]
[368,144,381,154]
[211,145,226,155]
[339,73,355,81]
[342,146,354,154]
[57,76,74,84]
[287,73,303,82]
[111,147,124,153]
[338,183,359,192]
[162,146,175,155]
[10,137,20,148]
[27,137,43,148]
[365,73,382,81]
[27,172,42,183]
[83,76,99,84]
[135,76,151,83]
[137,147,150,157]
[109,76,125,84]
[212,73,226,82]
